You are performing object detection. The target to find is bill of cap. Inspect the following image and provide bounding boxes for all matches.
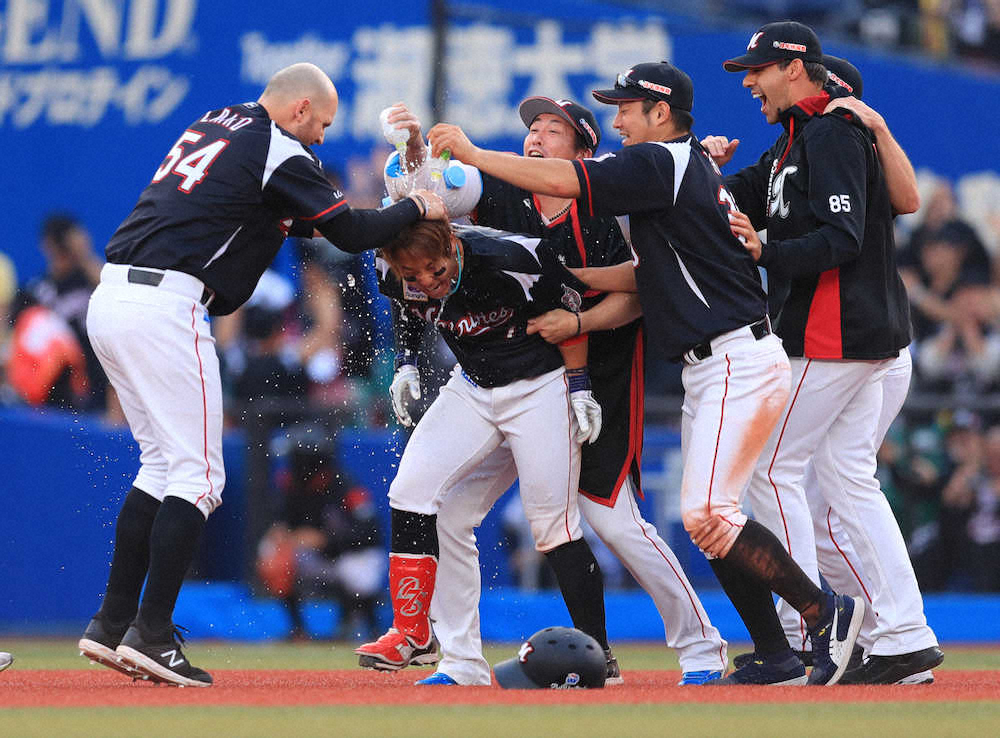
[722,54,777,72]
[591,87,647,105]
[518,96,575,131]
[493,657,541,689]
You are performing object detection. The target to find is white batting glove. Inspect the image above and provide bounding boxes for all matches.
[567,368,602,444]
[389,364,421,427]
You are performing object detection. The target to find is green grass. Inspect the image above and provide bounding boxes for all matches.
[2,703,999,738]
[3,638,999,671]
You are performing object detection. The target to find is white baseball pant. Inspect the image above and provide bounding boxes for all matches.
[429,451,729,685]
[679,329,791,560]
[388,365,583,552]
[747,349,938,657]
[86,264,224,518]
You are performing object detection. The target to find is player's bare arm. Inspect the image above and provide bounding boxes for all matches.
[570,261,638,293]
[700,135,741,167]
[728,211,762,262]
[823,96,920,214]
[527,293,642,344]
[428,123,581,199]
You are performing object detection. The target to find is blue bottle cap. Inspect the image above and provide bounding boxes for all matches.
[443,165,466,189]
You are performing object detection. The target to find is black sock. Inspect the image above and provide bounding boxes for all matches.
[136,497,206,638]
[391,508,438,556]
[709,556,791,658]
[283,595,306,634]
[724,519,824,629]
[544,538,609,650]
[98,487,160,628]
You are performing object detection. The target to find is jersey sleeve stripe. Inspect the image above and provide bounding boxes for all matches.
[300,199,348,221]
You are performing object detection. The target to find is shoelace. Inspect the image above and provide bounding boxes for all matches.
[171,623,191,646]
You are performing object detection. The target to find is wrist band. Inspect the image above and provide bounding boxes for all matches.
[566,367,591,393]
[575,312,582,336]
[394,350,418,370]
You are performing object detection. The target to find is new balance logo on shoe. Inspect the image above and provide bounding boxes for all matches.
[161,649,184,668]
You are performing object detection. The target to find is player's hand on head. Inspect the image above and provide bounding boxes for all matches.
[728,210,762,262]
[701,135,739,167]
[527,309,578,344]
[389,363,421,427]
[428,123,476,164]
[410,189,447,220]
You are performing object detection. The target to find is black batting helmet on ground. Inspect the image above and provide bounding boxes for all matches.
[493,626,606,689]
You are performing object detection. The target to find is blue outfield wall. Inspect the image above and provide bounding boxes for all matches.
[166,583,1000,644]
[1,406,998,643]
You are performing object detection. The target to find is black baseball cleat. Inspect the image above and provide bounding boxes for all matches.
[807,594,865,685]
[712,650,807,685]
[604,648,624,686]
[838,646,943,685]
[78,614,139,678]
[116,623,213,687]
[733,648,816,670]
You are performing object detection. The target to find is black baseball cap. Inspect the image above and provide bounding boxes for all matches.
[493,626,607,689]
[519,96,601,151]
[592,61,694,112]
[723,21,823,72]
[822,54,863,98]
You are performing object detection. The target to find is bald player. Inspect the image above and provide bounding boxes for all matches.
[77,63,444,687]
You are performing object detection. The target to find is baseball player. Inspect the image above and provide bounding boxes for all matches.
[353,220,612,672]
[429,60,867,686]
[716,21,942,685]
[385,98,727,686]
[76,62,445,687]
[714,53,927,677]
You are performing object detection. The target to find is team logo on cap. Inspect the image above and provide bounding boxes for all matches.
[517,641,535,663]
[637,79,671,96]
[773,41,807,52]
[747,31,764,49]
[577,118,597,146]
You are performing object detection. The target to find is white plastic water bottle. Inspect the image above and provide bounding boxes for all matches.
[428,149,451,195]
[379,106,409,152]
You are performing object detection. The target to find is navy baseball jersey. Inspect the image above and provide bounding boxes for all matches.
[573,136,768,361]
[724,95,911,360]
[377,225,587,388]
[472,172,644,502]
[105,102,347,315]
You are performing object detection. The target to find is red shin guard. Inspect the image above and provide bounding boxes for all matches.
[389,552,437,646]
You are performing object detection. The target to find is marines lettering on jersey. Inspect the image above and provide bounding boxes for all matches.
[413,304,516,336]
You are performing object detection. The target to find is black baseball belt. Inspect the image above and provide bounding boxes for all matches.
[686,317,771,362]
[127,267,215,307]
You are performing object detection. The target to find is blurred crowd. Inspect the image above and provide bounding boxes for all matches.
[714,0,1000,68]
[2,151,999,610]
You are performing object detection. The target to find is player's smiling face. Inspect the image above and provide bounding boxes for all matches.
[612,101,656,146]
[523,114,581,160]
[742,63,789,124]
[394,241,461,300]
